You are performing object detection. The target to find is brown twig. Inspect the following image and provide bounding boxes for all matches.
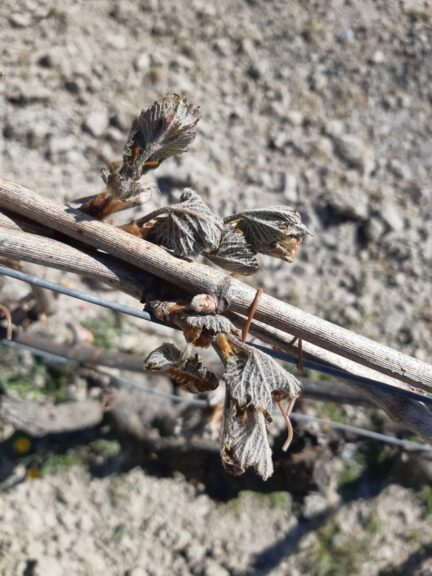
[278,396,297,451]
[242,287,263,342]
[1,179,430,393]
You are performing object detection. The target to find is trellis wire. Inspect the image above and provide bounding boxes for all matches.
[1,264,431,405]
[1,337,431,453]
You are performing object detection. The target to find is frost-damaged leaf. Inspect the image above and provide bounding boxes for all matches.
[101,167,154,200]
[145,189,224,258]
[205,225,259,275]
[225,207,310,263]
[223,340,302,414]
[186,314,238,339]
[221,393,273,480]
[123,93,200,175]
[144,343,218,393]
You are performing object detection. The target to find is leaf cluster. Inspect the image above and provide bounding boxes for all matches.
[80,93,309,272]
[143,289,302,480]
[79,93,308,480]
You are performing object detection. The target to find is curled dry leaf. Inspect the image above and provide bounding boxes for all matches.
[142,189,224,258]
[145,293,238,347]
[221,393,273,480]
[220,337,302,415]
[205,225,259,275]
[144,343,218,394]
[123,92,200,176]
[185,314,238,343]
[100,166,155,201]
[225,206,310,263]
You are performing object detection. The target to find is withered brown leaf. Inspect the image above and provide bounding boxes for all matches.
[222,338,302,414]
[225,206,309,263]
[123,93,200,176]
[220,393,273,480]
[144,343,218,394]
[143,189,224,258]
[205,224,259,275]
[185,314,238,339]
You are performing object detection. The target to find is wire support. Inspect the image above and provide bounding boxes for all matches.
[1,264,432,406]
[1,337,431,453]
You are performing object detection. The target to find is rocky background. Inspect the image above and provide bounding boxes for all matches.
[0,1,431,575]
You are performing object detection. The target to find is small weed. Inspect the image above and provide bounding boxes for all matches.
[0,359,71,403]
[108,476,132,506]
[38,450,82,476]
[363,511,380,536]
[317,402,346,423]
[318,371,333,382]
[112,523,128,544]
[419,486,432,518]
[338,441,393,498]
[221,490,291,517]
[82,311,122,350]
[339,461,364,488]
[15,437,122,479]
[305,520,372,576]
[89,439,122,458]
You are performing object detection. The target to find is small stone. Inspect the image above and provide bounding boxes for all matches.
[32,556,64,576]
[9,13,32,28]
[269,131,288,150]
[334,135,372,172]
[364,217,386,242]
[326,120,345,137]
[380,200,404,232]
[134,53,151,71]
[107,35,127,50]
[287,110,303,126]
[47,136,76,156]
[326,187,369,221]
[83,110,109,137]
[127,568,148,576]
[303,492,328,520]
[371,50,385,64]
[336,28,354,44]
[204,560,230,576]
[282,173,299,203]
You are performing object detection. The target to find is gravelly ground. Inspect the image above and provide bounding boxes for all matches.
[1,0,432,574]
[0,469,431,576]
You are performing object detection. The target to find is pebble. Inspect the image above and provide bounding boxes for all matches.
[47,136,76,157]
[326,187,369,221]
[364,217,386,242]
[32,557,64,576]
[9,13,32,28]
[282,173,299,203]
[107,35,127,50]
[134,53,151,71]
[82,110,110,137]
[334,134,372,172]
[380,199,405,232]
[204,560,231,576]
[336,28,354,44]
[371,50,385,64]
[287,110,304,126]
[127,568,148,576]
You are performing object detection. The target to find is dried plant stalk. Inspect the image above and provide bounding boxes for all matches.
[1,178,432,394]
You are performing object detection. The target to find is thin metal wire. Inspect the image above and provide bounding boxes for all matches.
[0,264,156,323]
[1,264,432,406]
[252,344,432,405]
[1,339,77,366]
[1,337,431,453]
